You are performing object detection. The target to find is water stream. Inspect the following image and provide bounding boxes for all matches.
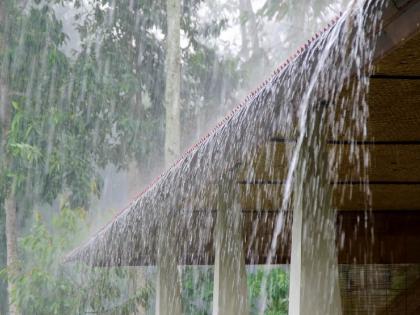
[67,0,387,313]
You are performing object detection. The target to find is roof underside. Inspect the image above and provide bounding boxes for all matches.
[66,0,420,267]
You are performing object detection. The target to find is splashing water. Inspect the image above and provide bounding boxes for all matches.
[63,0,390,313]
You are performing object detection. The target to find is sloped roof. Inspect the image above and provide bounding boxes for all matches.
[66,0,420,267]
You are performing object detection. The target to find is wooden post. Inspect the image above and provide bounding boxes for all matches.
[212,188,249,315]
[288,103,342,315]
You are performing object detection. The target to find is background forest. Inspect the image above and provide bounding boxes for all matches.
[0,0,346,314]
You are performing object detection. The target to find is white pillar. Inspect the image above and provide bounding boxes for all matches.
[288,104,342,315]
[288,190,342,315]
[155,220,183,315]
[212,190,249,315]
[128,266,147,314]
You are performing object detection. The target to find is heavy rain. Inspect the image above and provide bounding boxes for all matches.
[1,0,420,314]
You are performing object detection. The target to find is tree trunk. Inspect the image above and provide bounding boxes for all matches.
[0,4,21,314]
[239,0,260,58]
[164,0,181,168]
[159,4,182,313]
[0,68,21,315]
[4,194,19,315]
[1,79,21,315]
[239,2,249,58]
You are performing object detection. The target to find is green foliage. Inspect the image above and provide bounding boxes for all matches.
[0,2,103,208]
[180,266,289,315]
[1,205,85,314]
[0,0,241,311]
[181,266,214,315]
[11,208,82,314]
[0,0,297,313]
[257,0,288,21]
[73,0,241,166]
[248,267,289,315]
[0,203,153,315]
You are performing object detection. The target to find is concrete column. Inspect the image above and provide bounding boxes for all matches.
[155,219,183,315]
[288,104,342,315]
[212,189,249,315]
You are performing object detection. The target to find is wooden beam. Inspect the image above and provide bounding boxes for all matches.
[238,142,420,183]
[239,183,420,211]
[338,184,420,211]
[337,211,420,264]
[82,209,420,266]
[181,210,420,266]
[374,9,420,76]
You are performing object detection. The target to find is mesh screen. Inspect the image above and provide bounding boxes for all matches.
[340,265,420,314]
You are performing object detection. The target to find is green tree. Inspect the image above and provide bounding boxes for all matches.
[0,1,149,312]
[0,1,296,313]
[248,267,289,315]
[181,266,214,315]
[73,0,240,172]
[1,202,153,314]
[0,0,240,312]
[4,206,86,314]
